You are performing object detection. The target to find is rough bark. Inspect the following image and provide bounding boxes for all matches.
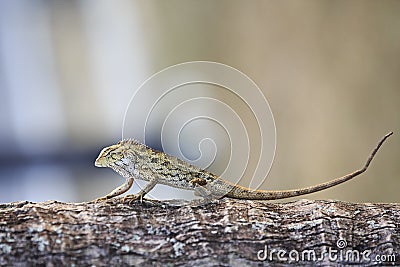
[0,198,398,266]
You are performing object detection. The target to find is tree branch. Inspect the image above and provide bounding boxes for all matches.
[0,199,399,266]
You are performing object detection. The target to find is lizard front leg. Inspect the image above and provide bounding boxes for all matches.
[123,178,158,204]
[93,177,134,203]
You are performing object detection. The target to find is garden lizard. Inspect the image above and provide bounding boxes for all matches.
[93,132,392,203]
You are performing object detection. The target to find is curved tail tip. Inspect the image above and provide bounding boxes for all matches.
[383,131,394,141]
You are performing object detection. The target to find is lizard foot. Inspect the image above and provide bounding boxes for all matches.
[91,196,113,204]
[122,194,142,205]
[189,197,219,207]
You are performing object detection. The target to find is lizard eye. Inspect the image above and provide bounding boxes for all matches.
[111,153,123,161]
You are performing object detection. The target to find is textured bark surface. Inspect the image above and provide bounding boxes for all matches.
[0,198,398,266]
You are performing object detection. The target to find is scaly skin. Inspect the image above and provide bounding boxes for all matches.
[93,132,392,203]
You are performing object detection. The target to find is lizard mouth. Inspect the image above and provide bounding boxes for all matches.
[94,156,106,167]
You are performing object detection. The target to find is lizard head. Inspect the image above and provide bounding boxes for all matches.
[95,143,127,168]
[95,139,145,169]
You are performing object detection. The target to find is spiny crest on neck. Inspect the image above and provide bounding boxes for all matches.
[117,138,150,150]
[118,138,139,145]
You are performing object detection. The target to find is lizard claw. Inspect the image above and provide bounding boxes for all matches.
[122,194,140,205]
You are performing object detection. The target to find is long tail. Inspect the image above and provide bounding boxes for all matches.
[226,132,393,200]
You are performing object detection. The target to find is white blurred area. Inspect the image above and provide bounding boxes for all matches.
[0,1,399,203]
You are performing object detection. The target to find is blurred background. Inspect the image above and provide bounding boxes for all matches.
[0,0,398,203]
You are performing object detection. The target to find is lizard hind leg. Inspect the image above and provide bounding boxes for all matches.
[190,177,225,199]
[191,185,221,207]
[193,185,214,199]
